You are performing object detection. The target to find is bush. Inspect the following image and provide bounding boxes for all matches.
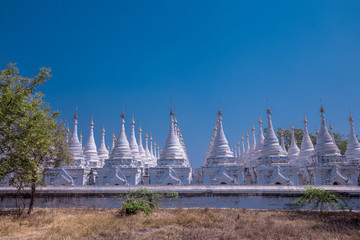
[294,186,352,211]
[122,199,153,215]
[121,188,178,216]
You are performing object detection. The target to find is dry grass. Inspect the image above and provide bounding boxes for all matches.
[0,208,359,239]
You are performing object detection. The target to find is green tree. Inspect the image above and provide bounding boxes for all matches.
[332,132,348,155]
[294,186,351,211]
[0,63,73,215]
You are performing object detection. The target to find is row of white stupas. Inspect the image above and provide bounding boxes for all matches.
[41,104,360,186]
[66,110,163,169]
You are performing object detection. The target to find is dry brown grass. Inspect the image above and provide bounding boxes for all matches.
[0,208,359,239]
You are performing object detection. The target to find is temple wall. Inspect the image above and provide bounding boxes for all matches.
[1,185,359,210]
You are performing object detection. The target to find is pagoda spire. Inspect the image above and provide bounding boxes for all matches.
[98,126,109,166]
[128,116,140,158]
[314,105,341,156]
[250,125,256,153]
[79,132,83,149]
[138,123,146,158]
[240,136,245,160]
[207,107,234,159]
[154,142,157,159]
[204,121,218,165]
[253,116,265,160]
[287,122,300,160]
[345,113,360,159]
[245,132,250,157]
[298,114,314,162]
[150,136,155,159]
[142,132,156,166]
[110,132,116,154]
[261,106,287,158]
[68,108,85,167]
[159,102,187,165]
[70,108,80,145]
[84,117,100,167]
[107,108,135,165]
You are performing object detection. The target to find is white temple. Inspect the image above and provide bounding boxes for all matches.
[38,103,360,187]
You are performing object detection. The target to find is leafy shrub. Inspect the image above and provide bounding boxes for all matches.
[294,186,351,211]
[121,188,178,215]
[122,199,153,215]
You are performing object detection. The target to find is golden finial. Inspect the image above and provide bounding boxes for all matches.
[121,105,125,118]
[267,106,271,114]
[150,136,153,141]
[237,141,240,146]
[280,132,284,137]
[251,125,255,131]
[170,96,174,115]
[154,142,156,146]
[316,129,319,135]
[79,133,83,139]
[177,127,180,132]
[102,126,105,133]
[74,105,78,119]
[320,104,324,113]
[180,133,183,138]
[174,117,178,124]
[218,108,222,116]
[303,113,307,123]
[139,121,142,132]
[246,132,249,138]
[131,115,135,124]
[65,127,70,132]
[291,121,294,130]
[145,133,148,138]
[107,146,110,150]
[211,137,214,141]
[329,121,333,130]
[258,116,262,124]
[234,145,237,149]
[214,126,217,131]
[90,116,94,126]
[349,111,353,121]
[216,119,219,123]
[241,136,244,140]
[157,146,159,150]
[112,132,115,138]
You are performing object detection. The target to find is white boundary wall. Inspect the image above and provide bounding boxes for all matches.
[1,185,359,210]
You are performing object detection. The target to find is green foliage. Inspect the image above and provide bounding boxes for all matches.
[0,63,73,214]
[121,188,178,215]
[276,127,347,154]
[122,199,153,215]
[294,186,351,211]
[333,132,348,155]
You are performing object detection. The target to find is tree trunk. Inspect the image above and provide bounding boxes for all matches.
[27,180,36,214]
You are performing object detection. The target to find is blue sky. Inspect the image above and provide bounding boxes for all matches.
[1,1,360,167]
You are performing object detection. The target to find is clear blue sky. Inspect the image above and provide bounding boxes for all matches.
[1,1,360,167]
